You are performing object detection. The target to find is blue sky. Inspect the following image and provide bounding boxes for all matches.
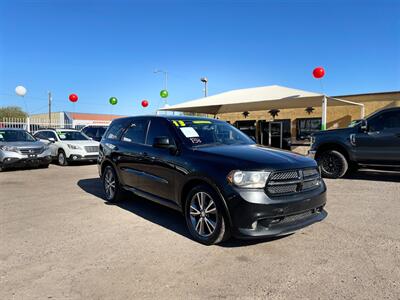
[0,0,399,116]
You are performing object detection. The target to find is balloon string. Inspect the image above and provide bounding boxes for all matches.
[23,97,30,116]
[319,80,325,95]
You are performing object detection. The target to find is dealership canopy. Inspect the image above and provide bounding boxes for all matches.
[159,85,364,115]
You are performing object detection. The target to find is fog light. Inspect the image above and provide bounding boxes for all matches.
[72,156,78,160]
[251,221,257,230]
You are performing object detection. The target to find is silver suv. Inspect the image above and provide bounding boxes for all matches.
[0,128,52,171]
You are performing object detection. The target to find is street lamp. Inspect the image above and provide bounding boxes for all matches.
[200,77,208,97]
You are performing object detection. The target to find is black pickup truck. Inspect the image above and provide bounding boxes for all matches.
[308,107,400,178]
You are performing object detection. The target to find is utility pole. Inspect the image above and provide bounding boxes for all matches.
[48,91,52,125]
[201,77,208,97]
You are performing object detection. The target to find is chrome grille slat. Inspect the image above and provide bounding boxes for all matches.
[84,146,99,153]
[266,168,321,196]
[19,148,43,154]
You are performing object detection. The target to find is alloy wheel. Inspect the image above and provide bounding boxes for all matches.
[58,152,66,165]
[104,168,116,200]
[189,192,218,237]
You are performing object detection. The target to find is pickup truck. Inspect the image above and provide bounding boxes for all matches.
[308,107,400,178]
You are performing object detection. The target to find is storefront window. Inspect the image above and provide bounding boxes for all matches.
[296,118,322,140]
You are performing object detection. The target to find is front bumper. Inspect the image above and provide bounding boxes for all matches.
[0,153,52,169]
[67,153,98,162]
[226,184,327,239]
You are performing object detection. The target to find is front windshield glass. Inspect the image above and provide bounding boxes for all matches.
[57,131,89,141]
[171,119,255,147]
[0,130,36,142]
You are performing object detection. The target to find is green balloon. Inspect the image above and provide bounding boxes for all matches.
[109,97,118,105]
[160,90,169,98]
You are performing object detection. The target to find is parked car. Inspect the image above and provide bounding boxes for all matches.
[34,129,100,166]
[81,125,108,142]
[0,128,52,171]
[98,116,327,245]
[309,107,400,178]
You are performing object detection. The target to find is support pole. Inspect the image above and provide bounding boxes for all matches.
[321,95,327,130]
[48,91,52,125]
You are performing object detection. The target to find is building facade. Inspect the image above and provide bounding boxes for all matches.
[217,91,400,150]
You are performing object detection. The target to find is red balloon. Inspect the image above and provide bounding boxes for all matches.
[141,100,149,107]
[313,67,325,79]
[69,93,78,102]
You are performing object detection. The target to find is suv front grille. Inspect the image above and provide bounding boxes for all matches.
[19,147,43,155]
[84,146,99,153]
[265,168,321,196]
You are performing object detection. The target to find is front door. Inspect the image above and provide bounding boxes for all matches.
[354,109,400,164]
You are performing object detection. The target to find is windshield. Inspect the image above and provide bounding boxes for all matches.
[171,119,255,147]
[0,130,36,142]
[57,131,89,141]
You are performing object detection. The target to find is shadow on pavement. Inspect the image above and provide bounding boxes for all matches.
[343,168,400,182]
[77,178,288,248]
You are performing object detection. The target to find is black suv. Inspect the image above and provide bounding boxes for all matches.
[98,116,327,245]
[309,107,400,178]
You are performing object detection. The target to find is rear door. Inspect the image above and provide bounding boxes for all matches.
[117,118,150,190]
[354,109,400,164]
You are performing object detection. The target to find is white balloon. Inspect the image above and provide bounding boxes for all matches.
[15,85,27,97]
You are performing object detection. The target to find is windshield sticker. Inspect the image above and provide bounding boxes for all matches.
[192,120,212,124]
[172,120,186,127]
[190,137,202,144]
[180,127,199,138]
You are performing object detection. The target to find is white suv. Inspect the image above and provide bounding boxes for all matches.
[34,129,100,166]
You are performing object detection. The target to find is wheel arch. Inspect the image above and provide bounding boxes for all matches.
[180,177,233,227]
[315,142,351,162]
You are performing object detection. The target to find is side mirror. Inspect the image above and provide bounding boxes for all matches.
[153,136,171,148]
[48,137,56,143]
[153,136,178,154]
[360,119,368,132]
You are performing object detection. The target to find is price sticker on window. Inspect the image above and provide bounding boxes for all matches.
[180,127,199,138]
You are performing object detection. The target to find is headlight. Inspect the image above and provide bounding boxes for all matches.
[0,145,20,153]
[227,170,270,188]
[67,144,81,150]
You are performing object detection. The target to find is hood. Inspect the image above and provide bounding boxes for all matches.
[0,140,46,149]
[194,144,317,170]
[313,127,355,137]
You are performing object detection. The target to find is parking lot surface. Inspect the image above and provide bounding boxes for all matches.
[1,165,400,299]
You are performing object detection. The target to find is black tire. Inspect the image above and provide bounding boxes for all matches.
[102,165,126,203]
[57,150,69,166]
[184,184,231,245]
[318,150,348,178]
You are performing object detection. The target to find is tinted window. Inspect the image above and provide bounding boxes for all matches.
[105,122,127,140]
[121,119,149,144]
[369,110,400,132]
[83,127,97,137]
[297,118,322,140]
[57,131,89,141]
[146,119,175,146]
[0,130,35,142]
[34,132,47,139]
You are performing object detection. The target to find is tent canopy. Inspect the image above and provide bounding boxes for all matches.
[159,85,359,115]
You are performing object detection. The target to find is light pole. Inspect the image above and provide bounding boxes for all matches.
[201,77,208,97]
